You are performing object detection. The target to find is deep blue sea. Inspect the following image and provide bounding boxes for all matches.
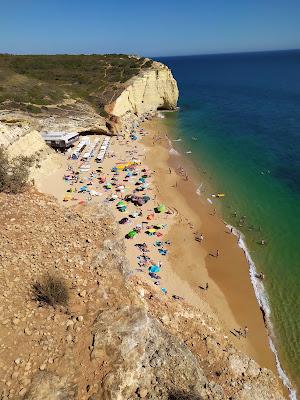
[157,50,300,397]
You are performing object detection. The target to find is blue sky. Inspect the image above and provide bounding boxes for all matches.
[0,0,300,56]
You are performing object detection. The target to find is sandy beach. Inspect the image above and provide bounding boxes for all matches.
[141,118,278,371]
[36,115,277,375]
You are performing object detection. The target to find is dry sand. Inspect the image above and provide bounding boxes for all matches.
[36,117,277,375]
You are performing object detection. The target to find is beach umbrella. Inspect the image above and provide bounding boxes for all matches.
[153,225,162,229]
[136,198,145,206]
[155,204,166,213]
[127,230,137,238]
[149,265,160,273]
[119,217,129,224]
[147,228,157,233]
[147,214,155,221]
[117,201,126,207]
[143,196,151,202]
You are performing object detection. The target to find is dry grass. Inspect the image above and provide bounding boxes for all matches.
[0,54,153,112]
[0,147,33,193]
[32,275,69,307]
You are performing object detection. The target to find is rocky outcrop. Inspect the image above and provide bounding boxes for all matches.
[91,305,208,399]
[0,191,285,399]
[0,103,110,180]
[105,61,179,118]
[0,102,109,150]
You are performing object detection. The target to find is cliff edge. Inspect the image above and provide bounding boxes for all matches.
[105,61,179,118]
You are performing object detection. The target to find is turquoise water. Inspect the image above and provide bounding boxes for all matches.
[157,51,300,397]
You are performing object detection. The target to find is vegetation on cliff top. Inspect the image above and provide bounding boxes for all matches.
[0,54,153,114]
[0,148,33,193]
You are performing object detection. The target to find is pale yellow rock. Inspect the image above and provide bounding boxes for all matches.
[106,61,179,117]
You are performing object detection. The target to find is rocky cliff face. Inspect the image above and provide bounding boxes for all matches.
[0,60,177,164]
[0,103,109,179]
[105,61,179,118]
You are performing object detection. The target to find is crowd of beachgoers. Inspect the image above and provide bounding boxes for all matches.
[34,111,283,381]
[59,116,183,298]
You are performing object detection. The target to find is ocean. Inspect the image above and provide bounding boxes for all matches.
[157,50,300,397]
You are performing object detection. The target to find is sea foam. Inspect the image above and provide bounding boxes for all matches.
[227,224,297,400]
[169,148,180,156]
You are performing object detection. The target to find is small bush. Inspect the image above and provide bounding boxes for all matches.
[33,275,69,307]
[0,147,33,193]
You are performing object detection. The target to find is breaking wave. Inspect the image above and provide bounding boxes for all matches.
[226,224,297,400]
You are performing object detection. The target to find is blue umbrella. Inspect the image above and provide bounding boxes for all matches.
[149,265,160,273]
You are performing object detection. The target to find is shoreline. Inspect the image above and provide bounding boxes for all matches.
[143,116,295,399]
[35,115,289,397]
[141,119,276,367]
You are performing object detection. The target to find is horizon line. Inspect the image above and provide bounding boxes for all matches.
[152,47,300,59]
[1,48,299,58]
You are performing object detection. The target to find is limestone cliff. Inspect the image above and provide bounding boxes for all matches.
[0,103,109,179]
[105,61,179,118]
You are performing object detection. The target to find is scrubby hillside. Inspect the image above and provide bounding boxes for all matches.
[0,190,285,399]
[0,54,153,115]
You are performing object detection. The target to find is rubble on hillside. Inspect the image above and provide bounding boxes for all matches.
[0,190,285,399]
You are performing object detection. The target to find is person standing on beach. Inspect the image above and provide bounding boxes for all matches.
[205,282,209,290]
[243,326,248,338]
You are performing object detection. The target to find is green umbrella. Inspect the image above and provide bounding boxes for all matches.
[127,230,137,238]
[155,204,166,213]
[117,201,125,207]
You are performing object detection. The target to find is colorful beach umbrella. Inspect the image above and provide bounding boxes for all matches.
[149,265,160,273]
[127,230,137,238]
[155,204,166,213]
[147,228,157,233]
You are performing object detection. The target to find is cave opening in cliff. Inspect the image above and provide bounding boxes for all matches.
[79,130,107,136]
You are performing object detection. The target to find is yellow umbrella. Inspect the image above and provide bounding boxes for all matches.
[147,228,157,233]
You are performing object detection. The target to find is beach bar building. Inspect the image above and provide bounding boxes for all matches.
[42,131,79,149]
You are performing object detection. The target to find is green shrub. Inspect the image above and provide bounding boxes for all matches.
[0,148,33,193]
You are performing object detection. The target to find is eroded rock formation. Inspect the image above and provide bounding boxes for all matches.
[105,61,179,118]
